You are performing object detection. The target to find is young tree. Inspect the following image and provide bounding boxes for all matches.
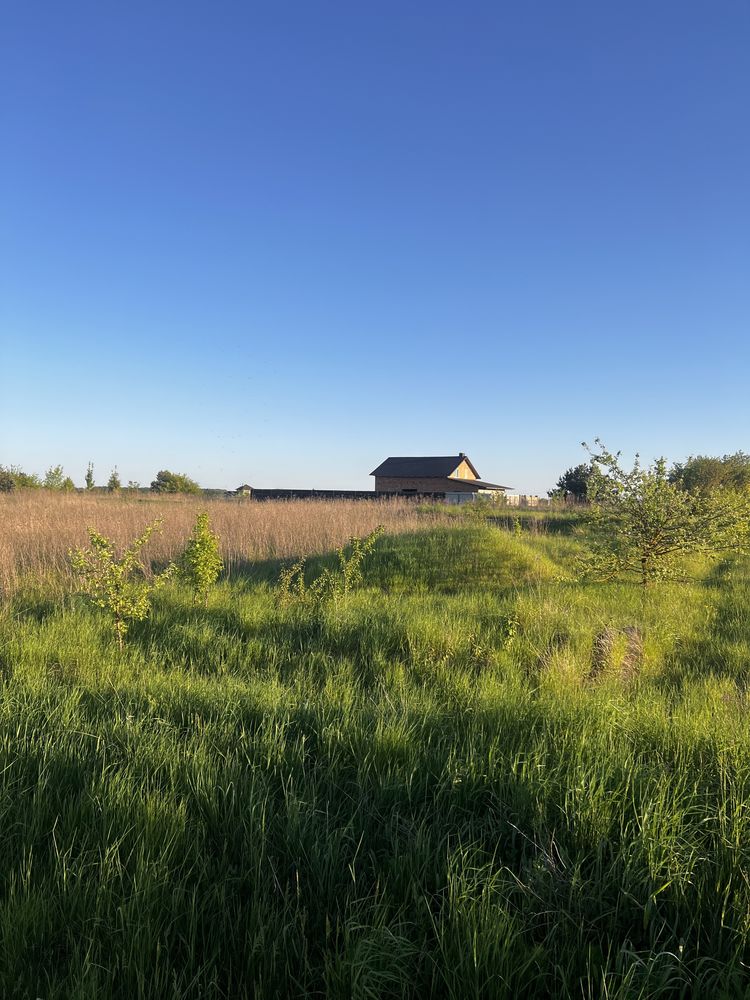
[85,462,95,490]
[178,512,223,605]
[62,476,76,492]
[581,440,750,586]
[150,470,201,494]
[0,468,15,493]
[44,465,67,490]
[69,518,174,649]
[107,468,122,492]
[548,463,593,501]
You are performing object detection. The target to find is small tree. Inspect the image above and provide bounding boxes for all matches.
[178,512,223,606]
[581,440,750,586]
[62,476,76,492]
[151,470,201,494]
[0,468,15,493]
[85,463,95,490]
[44,465,67,490]
[70,519,174,648]
[107,468,122,492]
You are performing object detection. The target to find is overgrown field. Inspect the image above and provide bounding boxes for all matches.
[0,492,431,597]
[1,497,750,998]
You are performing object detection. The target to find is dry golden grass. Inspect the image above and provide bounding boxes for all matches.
[0,491,439,597]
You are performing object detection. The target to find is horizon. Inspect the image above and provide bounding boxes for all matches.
[3,2,748,493]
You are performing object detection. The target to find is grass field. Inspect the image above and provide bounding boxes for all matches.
[1,496,750,997]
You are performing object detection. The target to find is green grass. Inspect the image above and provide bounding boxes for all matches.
[1,523,749,997]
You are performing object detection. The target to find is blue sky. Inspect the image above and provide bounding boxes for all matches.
[2,2,748,493]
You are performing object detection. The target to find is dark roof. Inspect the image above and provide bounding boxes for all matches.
[370,455,481,478]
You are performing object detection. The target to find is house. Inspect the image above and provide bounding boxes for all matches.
[234,484,253,496]
[370,453,511,501]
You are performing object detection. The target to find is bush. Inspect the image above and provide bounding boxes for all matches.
[581,440,750,586]
[70,519,175,648]
[178,512,223,606]
[279,526,383,605]
[670,452,750,493]
[1,465,41,489]
[150,470,201,494]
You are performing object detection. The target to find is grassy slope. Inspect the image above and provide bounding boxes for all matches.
[1,524,750,998]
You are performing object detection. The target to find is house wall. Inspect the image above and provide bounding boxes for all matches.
[375,476,480,493]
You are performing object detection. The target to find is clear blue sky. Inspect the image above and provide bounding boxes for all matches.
[2,2,748,493]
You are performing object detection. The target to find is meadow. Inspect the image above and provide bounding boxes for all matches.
[1,494,749,998]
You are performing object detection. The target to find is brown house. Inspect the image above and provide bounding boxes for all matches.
[370,453,511,499]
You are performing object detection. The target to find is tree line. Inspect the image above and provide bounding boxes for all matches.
[549,450,750,501]
[0,464,203,494]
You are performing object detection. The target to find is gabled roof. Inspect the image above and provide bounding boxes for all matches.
[370,455,481,478]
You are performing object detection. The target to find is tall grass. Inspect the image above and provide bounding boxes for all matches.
[0,516,749,997]
[0,491,438,597]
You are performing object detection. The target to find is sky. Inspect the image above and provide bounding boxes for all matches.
[2,1,748,493]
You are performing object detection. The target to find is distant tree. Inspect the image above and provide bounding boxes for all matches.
[5,466,41,489]
[581,440,750,587]
[670,452,750,494]
[0,468,15,493]
[107,468,122,492]
[44,465,68,490]
[62,476,76,492]
[126,480,141,491]
[150,470,201,495]
[85,462,95,490]
[548,463,593,502]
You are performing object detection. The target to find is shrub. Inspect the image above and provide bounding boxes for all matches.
[279,525,384,605]
[581,440,750,586]
[4,466,41,489]
[670,452,750,493]
[151,470,201,494]
[70,519,175,648]
[178,512,223,606]
[44,465,68,490]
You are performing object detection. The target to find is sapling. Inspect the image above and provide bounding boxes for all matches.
[69,518,174,648]
[278,525,383,605]
[581,439,750,586]
[178,512,224,606]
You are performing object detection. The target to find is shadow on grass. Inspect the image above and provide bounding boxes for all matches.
[657,557,750,694]
[129,591,412,691]
[486,513,584,536]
